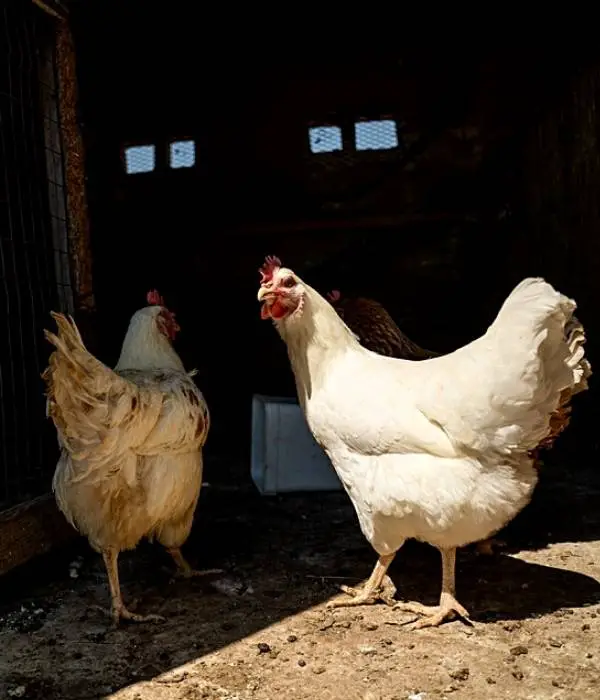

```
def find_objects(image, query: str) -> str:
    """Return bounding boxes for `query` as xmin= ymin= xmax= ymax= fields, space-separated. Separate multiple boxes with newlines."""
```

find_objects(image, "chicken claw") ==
xmin=394 ymin=593 xmax=471 ymax=628
xmin=111 ymin=605 xmax=165 ymax=626
xmin=175 ymin=567 xmax=224 ymax=580
xmin=100 ymin=549 xmax=165 ymax=627
xmin=326 ymin=586 xmax=374 ymax=608
xmin=390 ymin=547 xmax=472 ymax=628
xmin=326 ymin=554 xmax=396 ymax=609
xmin=167 ymin=547 xmax=223 ymax=579
xmin=327 ymin=576 xmax=396 ymax=608
xmin=91 ymin=602 xmax=165 ymax=627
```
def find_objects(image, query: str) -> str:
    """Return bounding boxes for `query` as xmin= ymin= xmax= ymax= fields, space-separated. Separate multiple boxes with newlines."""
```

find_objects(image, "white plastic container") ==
xmin=251 ymin=394 xmax=342 ymax=495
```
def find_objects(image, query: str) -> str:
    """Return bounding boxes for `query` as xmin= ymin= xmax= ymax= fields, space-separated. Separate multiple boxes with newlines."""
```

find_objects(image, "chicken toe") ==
xmin=394 ymin=593 xmax=471 ymax=628
xmin=393 ymin=547 xmax=471 ymax=628
xmin=101 ymin=549 xmax=164 ymax=627
xmin=326 ymin=554 xmax=396 ymax=609
xmin=167 ymin=547 xmax=223 ymax=579
xmin=112 ymin=605 xmax=165 ymax=626
xmin=327 ymin=581 xmax=393 ymax=608
xmin=175 ymin=567 xmax=224 ymax=580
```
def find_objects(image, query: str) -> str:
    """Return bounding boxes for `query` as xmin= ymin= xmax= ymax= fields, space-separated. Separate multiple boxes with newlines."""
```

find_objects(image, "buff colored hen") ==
xmin=44 ymin=291 xmax=218 ymax=625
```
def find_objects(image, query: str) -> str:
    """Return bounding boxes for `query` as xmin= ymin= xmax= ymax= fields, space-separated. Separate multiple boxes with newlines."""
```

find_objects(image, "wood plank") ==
xmin=225 ymin=211 xmax=473 ymax=237
xmin=32 ymin=0 xmax=69 ymax=20
xmin=0 ymin=494 xmax=77 ymax=577
xmin=56 ymin=18 xmax=95 ymax=317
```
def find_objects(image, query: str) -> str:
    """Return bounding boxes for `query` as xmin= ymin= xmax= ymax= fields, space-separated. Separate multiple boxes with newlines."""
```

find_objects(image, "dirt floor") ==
xmin=1 ymin=462 xmax=600 ymax=700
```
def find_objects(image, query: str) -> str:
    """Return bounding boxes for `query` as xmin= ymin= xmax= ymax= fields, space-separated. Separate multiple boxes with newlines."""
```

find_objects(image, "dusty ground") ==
xmin=1 ymin=463 xmax=600 ymax=700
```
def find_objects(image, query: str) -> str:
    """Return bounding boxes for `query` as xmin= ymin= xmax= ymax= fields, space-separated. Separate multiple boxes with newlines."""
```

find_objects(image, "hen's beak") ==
xmin=257 ymin=287 xmax=273 ymax=302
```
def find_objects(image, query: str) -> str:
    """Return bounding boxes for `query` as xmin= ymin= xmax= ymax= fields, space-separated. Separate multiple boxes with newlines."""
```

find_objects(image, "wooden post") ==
xmin=55 ymin=17 xmax=96 ymax=338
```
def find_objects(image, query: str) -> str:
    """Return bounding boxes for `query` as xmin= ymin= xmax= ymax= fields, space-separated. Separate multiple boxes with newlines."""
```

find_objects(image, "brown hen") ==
xmin=326 ymin=290 xmax=437 ymax=361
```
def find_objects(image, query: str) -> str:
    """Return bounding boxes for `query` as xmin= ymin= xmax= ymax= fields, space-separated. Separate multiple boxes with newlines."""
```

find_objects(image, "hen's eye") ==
xmin=281 ymin=277 xmax=296 ymax=288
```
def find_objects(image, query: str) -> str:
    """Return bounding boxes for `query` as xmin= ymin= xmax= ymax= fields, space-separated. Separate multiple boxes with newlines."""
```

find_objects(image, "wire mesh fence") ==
xmin=0 ymin=0 xmax=73 ymax=511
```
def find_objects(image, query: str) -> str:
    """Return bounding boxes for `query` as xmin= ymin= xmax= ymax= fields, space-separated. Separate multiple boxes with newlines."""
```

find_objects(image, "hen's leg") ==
xmin=394 ymin=547 xmax=470 ymax=628
xmin=167 ymin=547 xmax=223 ymax=579
xmin=101 ymin=549 xmax=164 ymax=626
xmin=157 ymin=504 xmax=223 ymax=579
xmin=326 ymin=552 xmax=397 ymax=608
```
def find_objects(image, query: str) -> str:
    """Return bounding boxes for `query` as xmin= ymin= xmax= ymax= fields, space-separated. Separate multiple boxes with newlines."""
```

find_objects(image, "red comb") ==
xmin=147 ymin=289 xmax=165 ymax=306
xmin=327 ymin=290 xmax=341 ymax=303
xmin=259 ymin=255 xmax=282 ymax=284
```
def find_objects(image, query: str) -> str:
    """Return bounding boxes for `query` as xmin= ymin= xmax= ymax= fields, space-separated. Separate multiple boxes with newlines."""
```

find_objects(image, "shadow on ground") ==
xmin=0 ymin=456 xmax=599 ymax=699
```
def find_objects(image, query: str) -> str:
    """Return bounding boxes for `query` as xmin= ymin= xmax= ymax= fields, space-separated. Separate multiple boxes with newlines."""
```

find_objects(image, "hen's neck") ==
xmin=276 ymin=286 xmax=360 ymax=405
xmin=115 ymin=317 xmax=185 ymax=372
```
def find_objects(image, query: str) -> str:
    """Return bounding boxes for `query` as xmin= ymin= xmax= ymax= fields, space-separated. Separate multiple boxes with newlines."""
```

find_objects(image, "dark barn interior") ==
xmin=69 ymin=7 xmax=600 ymax=483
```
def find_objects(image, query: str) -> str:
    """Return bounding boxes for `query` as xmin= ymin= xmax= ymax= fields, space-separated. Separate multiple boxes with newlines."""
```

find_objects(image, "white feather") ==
xmin=270 ymin=274 xmax=590 ymax=556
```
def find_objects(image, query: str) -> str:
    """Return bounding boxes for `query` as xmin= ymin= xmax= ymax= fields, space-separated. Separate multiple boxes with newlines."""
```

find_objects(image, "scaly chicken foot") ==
xmin=111 ymin=604 xmax=165 ymax=625
xmin=394 ymin=592 xmax=471 ymax=628
xmin=393 ymin=547 xmax=471 ymax=628
xmin=167 ymin=547 xmax=224 ymax=579
xmin=326 ymin=553 xmax=396 ymax=608
xmin=91 ymin=602 xmax=165 ymax=626
xmin=102 ymin=549 xmax=165 ymax=626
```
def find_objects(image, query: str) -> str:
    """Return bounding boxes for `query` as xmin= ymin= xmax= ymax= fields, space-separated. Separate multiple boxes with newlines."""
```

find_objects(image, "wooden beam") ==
xmin=226 ymin=211 xmax=476 ymax=237
xmin=55 ymin=19 xmax=95 ymax=317
xmin=32 ymin=0 xmax=69 ymax=19
xmin=0 ymin=495 xmax=77 ymax=577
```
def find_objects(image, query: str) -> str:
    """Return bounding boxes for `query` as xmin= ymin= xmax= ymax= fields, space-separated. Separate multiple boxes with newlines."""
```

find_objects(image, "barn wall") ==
xmin=519 ymin=64 xmax=600 ymax=316
xmin=515 ymin=62 xmax=600 ymax=454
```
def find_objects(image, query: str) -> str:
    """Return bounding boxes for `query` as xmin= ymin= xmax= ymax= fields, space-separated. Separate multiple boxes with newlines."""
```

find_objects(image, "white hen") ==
xmin=258 ymin=256 xmax=590 ymax=627
xmin=44 ymin=291 xmax=217 ymax=625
